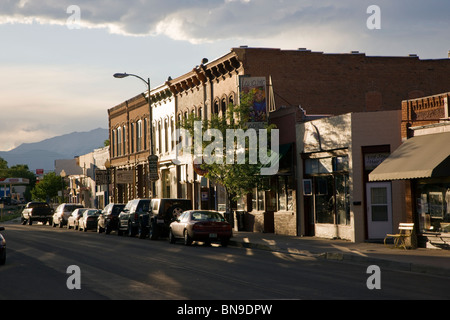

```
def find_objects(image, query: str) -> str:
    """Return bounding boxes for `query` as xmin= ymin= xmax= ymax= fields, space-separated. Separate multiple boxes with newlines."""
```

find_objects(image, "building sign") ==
xmin=148 ymin=155 xmax=159 ymax=181
xmin=116 ymin=171 xmax=134 ymax=184
xmin=0 ymin=178 xmax=30 ymax=184
xmin=95 ymin=170 xmax=110 ymax=185
xmin=364 ymin=153 xmax=390 ymax=171
xmin=239 ymin=76 xmax=267 ymax=124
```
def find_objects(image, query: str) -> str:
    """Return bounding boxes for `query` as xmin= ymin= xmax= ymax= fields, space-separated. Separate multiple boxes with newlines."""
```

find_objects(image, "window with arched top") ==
xmin=213 ymin=100 xmax=219 ymax=115
xmin=136 ymin=120 xmax=142 ymax=152
xmin=164 ymin=118 xmax=169 ymax=153
xmin=221 ymin=98 xmax=227 ymax=117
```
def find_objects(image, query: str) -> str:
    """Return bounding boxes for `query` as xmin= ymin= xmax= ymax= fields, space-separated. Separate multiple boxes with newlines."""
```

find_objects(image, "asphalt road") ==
xmin=1 ymin=223 xmax=449 ymax=301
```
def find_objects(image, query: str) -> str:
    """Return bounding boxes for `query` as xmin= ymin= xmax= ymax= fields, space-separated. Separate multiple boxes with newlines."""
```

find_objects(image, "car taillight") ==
xmin=134 ymin=213 xmax=139 ymax=221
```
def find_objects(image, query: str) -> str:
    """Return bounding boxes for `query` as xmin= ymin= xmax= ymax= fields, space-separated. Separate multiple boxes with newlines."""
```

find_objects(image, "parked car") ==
xmin=21 ymin=201 xmax=54 ymax=225
xmin=148 ymin=198 xmax=192 ymax=240
xmin=78 ymin=209 xmax=101 ymax=232
xmin=52 ymin=203 xmax=84 ymax=228
xmin=0 ymin=197 xmax=12 ymax=206
xmin=169 ymin=210 xmax=232 ymax=247
xmin=97 ymin=203 xmax=125 ymax=234
xmin=0 ymin=226 xmax=5 ymax=265
xmin=118 ymin=199 xmax=151 ymax=238
xmin=67 ymin=208 xmax=87 ymax=230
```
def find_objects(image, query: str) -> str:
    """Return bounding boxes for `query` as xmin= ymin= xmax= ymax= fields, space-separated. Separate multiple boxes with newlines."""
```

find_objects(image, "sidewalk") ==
xmin=229 ymin=231 xmax=450 ymax=277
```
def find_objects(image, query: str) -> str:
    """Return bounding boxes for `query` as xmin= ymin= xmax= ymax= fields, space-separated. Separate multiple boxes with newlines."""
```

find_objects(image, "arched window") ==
xmin=213 ymin=100 xmax=219 ymax=115
xmin=164 ymin=118 xmax=169 ymax=153
xmin=221 ymin=98 xmax=227 ymax=117
xmin=136 ymin=120 xmax=142 ymax=152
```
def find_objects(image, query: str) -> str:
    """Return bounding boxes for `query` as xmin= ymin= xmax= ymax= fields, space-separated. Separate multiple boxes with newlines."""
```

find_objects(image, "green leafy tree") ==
xmin=182 ymin=92 xmax=277 ymax=213
xmin=31 ymin=172 xmax=64 ymax=202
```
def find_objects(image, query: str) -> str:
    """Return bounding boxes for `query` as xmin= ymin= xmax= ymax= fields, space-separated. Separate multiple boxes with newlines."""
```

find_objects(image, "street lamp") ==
xmin=113 ymin=73 xmax=154 ymax=156
xmin=114 ymin=72 xmax=158 ymax=196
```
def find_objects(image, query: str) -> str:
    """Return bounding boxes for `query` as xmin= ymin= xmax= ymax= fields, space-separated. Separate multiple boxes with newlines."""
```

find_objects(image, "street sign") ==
xmin=148 ymin=155 xmax=159 ymax=181
xmin=95 ymin=170 xmax=111 ymax=185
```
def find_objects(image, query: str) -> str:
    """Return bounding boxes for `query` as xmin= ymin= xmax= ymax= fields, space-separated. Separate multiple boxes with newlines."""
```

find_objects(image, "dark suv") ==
xmin=148 ymin=198 xmax=192 ymax=240
xmin=97 ymin=203 xmax=125 ymax=234
xmin=118 ymin=199 xmax=151 ymax=238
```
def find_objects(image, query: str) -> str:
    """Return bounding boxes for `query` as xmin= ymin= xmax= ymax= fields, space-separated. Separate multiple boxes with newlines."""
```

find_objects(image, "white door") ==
xmin=366 ymin=182 xmax=392 ymax=239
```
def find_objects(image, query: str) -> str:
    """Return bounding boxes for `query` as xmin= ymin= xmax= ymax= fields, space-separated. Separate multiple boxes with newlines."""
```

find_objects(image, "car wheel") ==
xmin=169 ymin=229 xmax=176 ymax=244
xmin=184 ymin=230 xmax=193 ymax=246
xmin=221 ymin=239 xmax=230 ymax=247
xmin=28 ymin=218 xmax=32 ymax=226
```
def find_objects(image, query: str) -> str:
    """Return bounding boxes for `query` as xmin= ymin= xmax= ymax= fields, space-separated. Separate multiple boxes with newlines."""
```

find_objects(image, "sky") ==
xmin=0 ymin=0 xmax=449 ymax=151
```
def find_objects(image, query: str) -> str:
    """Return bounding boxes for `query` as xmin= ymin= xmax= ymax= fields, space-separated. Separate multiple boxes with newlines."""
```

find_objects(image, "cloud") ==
xmin=0 ymin=0 xmax=447 ymax=58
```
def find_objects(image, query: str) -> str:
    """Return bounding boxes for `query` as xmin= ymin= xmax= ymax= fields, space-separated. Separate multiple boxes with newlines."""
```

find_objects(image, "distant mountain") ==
xmin=0 ymin=128 xmax=108 ymax=172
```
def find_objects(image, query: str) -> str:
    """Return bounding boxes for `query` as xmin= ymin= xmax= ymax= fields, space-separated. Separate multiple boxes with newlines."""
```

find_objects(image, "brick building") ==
xmin=108 ymin=47 xmax=450 ymax=237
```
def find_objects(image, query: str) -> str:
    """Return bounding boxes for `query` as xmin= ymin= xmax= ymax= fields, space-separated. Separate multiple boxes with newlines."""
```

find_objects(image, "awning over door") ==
xmin=369 ymin=131 xmax=450 ymax=181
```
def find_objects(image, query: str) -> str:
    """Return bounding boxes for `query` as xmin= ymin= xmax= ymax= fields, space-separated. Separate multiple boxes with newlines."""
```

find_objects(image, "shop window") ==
xmin=257 ymin=189 xmax=264 ymax=211
xmin=314 ymin=176 xmax=334 ymax=224
xmin=277 ymin=176 xmax=294 ymax=211
xmin=417 ymin=183 xmax=450 ymax=233
xmin=335 ymin=174 xmax=350 ymax=225
xmin=305 ymin=155 xmax=350 ymax=225
xmin=278 ymin=176 xmax=287 ymax=211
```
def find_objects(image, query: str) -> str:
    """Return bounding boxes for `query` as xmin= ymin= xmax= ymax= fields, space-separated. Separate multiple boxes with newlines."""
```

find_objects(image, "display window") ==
xmin=416 ymin=180 xmax=450 ymax=233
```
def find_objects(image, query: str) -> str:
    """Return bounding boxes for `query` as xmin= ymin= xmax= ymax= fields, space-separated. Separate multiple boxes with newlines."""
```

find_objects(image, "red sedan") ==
xmin=169 ymin=210 xmax=232 ymax=247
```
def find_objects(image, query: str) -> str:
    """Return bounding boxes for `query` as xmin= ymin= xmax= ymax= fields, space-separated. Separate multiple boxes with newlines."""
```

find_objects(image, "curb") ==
xmin=229 ymin=239 xmax=450 ymax=278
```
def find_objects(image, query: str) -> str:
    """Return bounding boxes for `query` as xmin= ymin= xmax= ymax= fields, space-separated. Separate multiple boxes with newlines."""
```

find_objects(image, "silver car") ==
xmin=52 ymin=203 xmax=84 ymax=228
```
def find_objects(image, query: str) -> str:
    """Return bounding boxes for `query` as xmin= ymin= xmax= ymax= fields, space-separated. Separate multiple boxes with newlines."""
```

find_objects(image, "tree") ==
xmin=181 ymin=92 xmax=278 ymax=214
xmin=31 ymin=172 xmax=64 ymax=202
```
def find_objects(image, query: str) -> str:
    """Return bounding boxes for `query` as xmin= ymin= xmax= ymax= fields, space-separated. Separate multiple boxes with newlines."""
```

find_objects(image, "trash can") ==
xmin=235 ymin=210 xmax=246 ymax=231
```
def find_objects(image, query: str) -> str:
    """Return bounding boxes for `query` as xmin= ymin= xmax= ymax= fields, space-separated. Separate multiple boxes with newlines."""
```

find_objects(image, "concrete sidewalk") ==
xmin=229 ymin=231 xmax=450 ymax=277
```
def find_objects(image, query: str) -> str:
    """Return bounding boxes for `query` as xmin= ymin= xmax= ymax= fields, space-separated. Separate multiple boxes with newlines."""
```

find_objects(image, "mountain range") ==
xmin=0 ymin=128 xmax=109 ymax=173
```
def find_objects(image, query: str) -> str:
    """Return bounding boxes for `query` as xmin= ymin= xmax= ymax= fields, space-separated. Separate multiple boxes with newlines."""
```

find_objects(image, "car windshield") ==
xmin=85 ymin=210 xmax=100 ymax=216
xmin=191 ymin=211 xmax=225 ymax=222
xmin=65 ymin=205 xmax=83 ymax=212
xmin=111 ymin=205 xmax=125 ymax=215
xmin=28 ymin=202 xmax=49 ymax=208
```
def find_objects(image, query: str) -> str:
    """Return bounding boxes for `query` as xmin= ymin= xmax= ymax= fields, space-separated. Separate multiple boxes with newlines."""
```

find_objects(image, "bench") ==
xmin=384 ymin=223 xmax=414 ymax=250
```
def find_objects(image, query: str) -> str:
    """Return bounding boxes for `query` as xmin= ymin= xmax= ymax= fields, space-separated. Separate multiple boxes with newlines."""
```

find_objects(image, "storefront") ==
xmin=297 ymin=111 xmax=404 ymax=242
xmin=369 ymin=129 xmax=450 ymax=248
